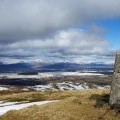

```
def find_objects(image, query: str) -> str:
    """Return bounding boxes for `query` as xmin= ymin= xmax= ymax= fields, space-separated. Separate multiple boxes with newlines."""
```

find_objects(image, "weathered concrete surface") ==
xmin=110 ymin=53 xmax=120 ymax=107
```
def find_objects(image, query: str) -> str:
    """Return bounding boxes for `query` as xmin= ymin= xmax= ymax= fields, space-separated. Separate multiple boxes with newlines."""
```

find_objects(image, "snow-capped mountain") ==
xmin=0 ymin=61 xmax=113 ymax=73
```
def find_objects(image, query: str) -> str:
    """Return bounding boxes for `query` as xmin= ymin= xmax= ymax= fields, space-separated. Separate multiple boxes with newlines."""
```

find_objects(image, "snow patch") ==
xmin=0 ymin=100 xmax=57 ymax=116
xmin=27 ymin=82 xmax=110 ymax=91
xmin=1 ymin=72 xmax=105 ymax=79
xmin=57 ymin=83 xmax=90 ymax=91
xmin=0 ymin=87 xmax=8 ymax=91
xmin=28 ymin=85 xmax=54 ymax=91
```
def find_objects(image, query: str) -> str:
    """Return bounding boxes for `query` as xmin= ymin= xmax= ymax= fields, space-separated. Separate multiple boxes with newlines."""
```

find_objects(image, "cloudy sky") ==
xmin=0 ymin=0 xmax=120 ymax=64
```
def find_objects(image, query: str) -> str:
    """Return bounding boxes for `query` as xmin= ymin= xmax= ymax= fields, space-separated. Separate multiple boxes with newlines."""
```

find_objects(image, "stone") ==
xmin=110 ymin=53 xmax=120 ymax=107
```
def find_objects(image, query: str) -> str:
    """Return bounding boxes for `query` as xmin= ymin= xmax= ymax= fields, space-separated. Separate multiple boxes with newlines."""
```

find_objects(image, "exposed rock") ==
xmin=110 ymin=53 xmax=120 ymax=108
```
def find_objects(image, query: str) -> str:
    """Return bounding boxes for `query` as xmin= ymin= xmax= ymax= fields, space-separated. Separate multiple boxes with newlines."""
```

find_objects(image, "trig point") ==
xmin=110 ymin=53 xmax=120 ymax=107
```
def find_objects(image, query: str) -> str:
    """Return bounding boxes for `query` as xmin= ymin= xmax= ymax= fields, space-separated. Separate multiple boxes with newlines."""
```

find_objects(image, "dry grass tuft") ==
xmin=1 ymin=89 xmax=120 ymax=120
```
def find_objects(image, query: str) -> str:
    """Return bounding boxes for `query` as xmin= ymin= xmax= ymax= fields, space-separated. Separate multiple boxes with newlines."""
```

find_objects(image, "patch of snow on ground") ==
xmin=2 ymin=72 xmax=105 ymax=79
xmin=60 ymin=72 xmax=104 ymax=76
xmin=0 ymin=87 xmax=8 ymax=91
xmin=27 ymin=82 xmax=110 ymax=91
xmin=0 ymin=100 xmax=57 ymax=116
xmin=22 ymin=88 xmax=29 ymax=91
xmin=96 ymin=85 xmax=110 ymax=89
xmin=57 ymin=83 xmax=90 ymax=91
xmin=28 ymin=85 xmax=54 ymax=91
xmin=0 ymin=101 xmax=20 ymax=107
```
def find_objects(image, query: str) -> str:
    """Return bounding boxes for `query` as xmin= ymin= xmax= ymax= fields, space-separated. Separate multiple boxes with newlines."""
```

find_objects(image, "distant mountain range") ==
xmin=0 ymin=62 xmax=114 ymax=73
xmin=0 ymin=62 xmax=33 ymax=73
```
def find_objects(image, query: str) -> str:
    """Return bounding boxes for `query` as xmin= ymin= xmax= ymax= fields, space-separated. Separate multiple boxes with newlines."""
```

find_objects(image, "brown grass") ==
xmin=0 ymin=89 xmax=108 ymax=102
xmin=0 ymin=90 xmax=83 ymax=102
xmin=0 ymin=89 xmax=120 ymax=120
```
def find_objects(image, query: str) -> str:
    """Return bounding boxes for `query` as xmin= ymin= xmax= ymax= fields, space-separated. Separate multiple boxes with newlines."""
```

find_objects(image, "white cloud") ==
xmin=7 ymin=28 xmax=110 ymax=56
xmin=0 ymin=0 xmax=118 ymax=63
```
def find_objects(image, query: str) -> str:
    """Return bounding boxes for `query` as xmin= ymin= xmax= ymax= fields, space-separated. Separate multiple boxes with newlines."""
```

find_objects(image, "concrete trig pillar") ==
xmin=110 ymin=53 xmax=120 ymax=107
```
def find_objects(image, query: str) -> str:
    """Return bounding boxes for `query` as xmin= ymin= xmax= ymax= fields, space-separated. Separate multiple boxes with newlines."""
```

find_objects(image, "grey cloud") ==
xmin=0 ymin=0 xmax=118 ymax=63
xmin=0 ymin=0 xmax=120 ymax=43
xmin=0 ymin=28 xmax=113 ymax=57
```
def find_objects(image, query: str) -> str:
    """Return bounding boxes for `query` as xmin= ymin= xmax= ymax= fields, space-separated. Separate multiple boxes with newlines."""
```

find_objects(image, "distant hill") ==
xmin=37 ymin=62 xmax=113 ymax=73
xmin=0 ymin=63 xmax=33 ymax=73
xmin=0 ymin=62 xmax=113 ymax=73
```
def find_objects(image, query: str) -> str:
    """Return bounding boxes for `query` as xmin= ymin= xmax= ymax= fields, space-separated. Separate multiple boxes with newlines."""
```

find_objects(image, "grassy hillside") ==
xmin=0 ymin=89 xmax=120 ymax=120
